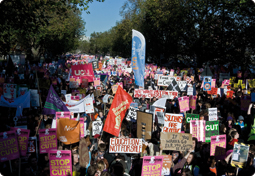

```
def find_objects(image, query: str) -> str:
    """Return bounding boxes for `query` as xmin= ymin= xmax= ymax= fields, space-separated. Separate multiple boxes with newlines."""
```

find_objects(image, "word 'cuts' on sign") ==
xmin=109 ymin=138 xmax=142 ymax=153
xmin=160 ymin=132 xmax=193 ymax=151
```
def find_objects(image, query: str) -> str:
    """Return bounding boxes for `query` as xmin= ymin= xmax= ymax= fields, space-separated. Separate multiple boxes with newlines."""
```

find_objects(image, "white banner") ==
xmin=85 ymin=97 xmax=94 ymax=113
xmin=109 ymin=138 xmax=142 ymax=153
xmin=157 ymin=76 xmax=175 ymax=86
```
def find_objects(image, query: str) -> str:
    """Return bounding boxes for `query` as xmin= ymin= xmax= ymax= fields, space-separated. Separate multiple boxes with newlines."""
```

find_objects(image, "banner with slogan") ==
xmin=103 ymin=86 xmax=132 ymax=136
xmin=186 ymin=114 xmax=199 ymax=123
xmin=161 ymin=132 xmax=193 ymax=151
xmin=178 ymin=96 xmax=189 ymax=112
xmin=39 ymin=129 xmax=57 ymax=154
xmin=161 ymin=155 xmax=172 ymax=175
xmin=49 ymin=150 xmax=72 ymax=176
xmin=190 ymin=120 xmax=205 ymax=142
xmin=10 ymin=127 xmax=30 ymax=157
xmin=189 ymin=95 xmax=197 ymax=110
xmin=71 ymin=63 xmax=94 ymax=82
xmin=134 ymin=89 xmax=178 ymax=99
xmin=210 ymin=135 xmax=226 ymax=160
xmin=0 ymin=131 xmax=20 ymax=162
xmin=162 ymin=113 xmax=183 ymax=133
xmin=109 ymin=138 xmax=142 ymax=153
xmin=157 ymin=76 xmax=176 ymax=86
xmin=141 ymin=156 xmax=163 ymax=176
xmin=205 ymin=121 xmax=219 ymax=142
xmin=131 ymin=29 xmax=145 ymax=87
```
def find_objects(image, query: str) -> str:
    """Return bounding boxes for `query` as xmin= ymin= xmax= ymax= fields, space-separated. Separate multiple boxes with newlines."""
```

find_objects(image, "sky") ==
xmin=81 ymin=0 xmax=125 ymax=37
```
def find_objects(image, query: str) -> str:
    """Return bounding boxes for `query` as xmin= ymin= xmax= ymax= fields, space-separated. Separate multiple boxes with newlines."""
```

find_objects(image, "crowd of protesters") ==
xmin=1 ymin=55 xmax=255 ymax=176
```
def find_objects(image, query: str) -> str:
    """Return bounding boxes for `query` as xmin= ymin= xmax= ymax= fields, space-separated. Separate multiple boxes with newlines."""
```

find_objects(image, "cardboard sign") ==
xmin=178 ymin=96 xmax=189 ymax=112
xmin=3 ymin=83 xmax=17 ymax=99
xmin=39 ymin=129 xmax=57 ymax=154
xmin=10 ymin=127 xmax=30 ymax=157
xmin=208 ymin=108 xmax=218 ymax=121
xmin=189 ymin=95 xmax=196 ymax=110
xmin=231 ymin=142 xmax=249 ymax=168
xmin=109 ymin=138 xmax=142 ymax=153
xmin=186 ymin=114 xmax=199 ymax=123
xmin=161 ymin=132 xmax=193 ymax=151
xmin=190 ymin=120 xmax=205 ymax=142
xmin=134 ymin=89 xmax=178 ymax=99
xmin=49 ymin=150 xmax=72 ymax=176
xmin=162 ymin=113 xmax=183 ymax=133
xmin=205 ymin=121 xmax=219 ymax=142
xmin=0 ymin=131 xmax=20 ymax=162
xmin=92 ymin=121 xmax=103 ymax=136
xmin=142 ymin=156 xmax=164 ymax=176
xmin=85 ymin=97 xmax=94 ymax=113
xmin=161 ymin=155 xmax=172 ymax=175
xmin=137 ymin=111 xmax=153 ymax=141
xmin=210 ymin=135 xmax=226 ymax=160
xmin=126 ymin=106 xmax=138 ymax=121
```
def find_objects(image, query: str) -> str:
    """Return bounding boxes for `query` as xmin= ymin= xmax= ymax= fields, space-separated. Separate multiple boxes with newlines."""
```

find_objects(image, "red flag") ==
xmin=103 ymin=86 xmax=132 ymax=136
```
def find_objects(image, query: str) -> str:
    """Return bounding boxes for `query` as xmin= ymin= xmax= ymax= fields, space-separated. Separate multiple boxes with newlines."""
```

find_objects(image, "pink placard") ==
xmin=189 ymin=95 xmax=197 ymax=110
xmin=10 ymin=127 xmax=30 ymax=157
xmin=93 ymin=78 xmax=100 ymax=87
xmin=178 ymin=96 xmax=190 ymax=112
xmin=141 ymin=156 xmax=164 ymax=176
xmin=79 ymin=118 xmax=84 ymax=139
xmin=0 ymin=131 xmax=20 ymax=162
xmin=134 ymin=89 xmax=178 ymax=99
xmin=210 ymin=135 xmax=226 ymax=160
xmin=39 ymin=129 xmax=57 ymax=154
xmin=211 ymin=79 xmax=216 ymax=88
xmin=49 ymin=150 xmax=72 ymax=176
xmin=71 ymin=63 xmax=94 ymax=82
xmin=190 ymin=120 xmax=205 ymax=142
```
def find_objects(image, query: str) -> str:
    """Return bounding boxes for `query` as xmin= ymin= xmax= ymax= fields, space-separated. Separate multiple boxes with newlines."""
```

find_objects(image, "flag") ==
xmin=167 ymin=80 xmax=181 ymax=92
xmin=42 ymin=85 xmax=69 ymax=114
xmin=103 ymin=86 xmax=132 ymax=136
xmin=131 ymin=29 xmax=146 ymax=87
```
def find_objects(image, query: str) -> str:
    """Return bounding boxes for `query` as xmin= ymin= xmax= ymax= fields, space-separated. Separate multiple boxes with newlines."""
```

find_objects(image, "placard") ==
xmin=161 ymin=132 xmax=193 ymax=151
xmin=189 ymin=95 xmax=196 ymax=110
xmin=231 ymin=143 xmax=249 ymax=168
xmin=205 ymin=121 xmax=219 ymax=142
xmin=186 ymin=114 xmax=199 ymax=123
xmin=109 ymin=138 xmax=142 ymax=153
xmin=112 ymin=85 xmax=118 ymax=94
xmin=157 ymin=76 xmax=176 ymax=86
xmin=162 ymin=113 xmax=183 ymax=133
xmin=141 ymin=156 xmax=164 ymax=176
xmin=187 ymin=87 xmax=193 ymax=96
xmin=137 ymin=111 xmax=153 ymax=141
xmin=190 ymin=120 xmax=205 ymax=142
xmin=134 ymin=89 xmax=178 ymax=99
xmin=208 ymin=108 xmax=218 ymax=121
xmin=0 ymin=131 xmax=20 ymax=162
xmin=92 ymin=121 xmax=103 ymax=136
xmin=178 ymin=96 xmax=189 ymax=112
xmin=210 ymin=135 xmax=226 ymax=160
xmin=161 ymin=155 xmax=172 ymax=175
xmin=49 ymin=150 xmax=72 ymax=176
xmin=85 ymin=97 xmax=94 ymax=113
xmin=126 ymin=106 xmax=138 ymax=121
xmin=39 ymin=129 xmax=57 ymax=154
xmin=178 ymin=81 xmax=187 ymax=91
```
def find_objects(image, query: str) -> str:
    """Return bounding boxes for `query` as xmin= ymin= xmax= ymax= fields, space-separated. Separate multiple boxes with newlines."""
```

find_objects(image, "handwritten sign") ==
xmin=39 ymin=129 xmax=57 ymax=154
xmin=186 ymin=114 xmax=199 ymax=123
xmin=161 ymin=132 xmax=193 ymax=151
xmin=210 ymin=135 xmax=226 ymax=160
xmin=109 ymin=138 xmax=142 ymax=153
xmin=142 ymin=156 xmax=163 ymax=176
xmin=49 ymin=150 xmax=72 ymax=176
xmin=190 ymin=120 xmax=205 ymax=142
xmin=134 ymin=89 xmax=178 ymax=99
xmin=205 ymin=121 xmax=219 ymax=142
xmin=162 ymin=113 xmax=183 ymax=133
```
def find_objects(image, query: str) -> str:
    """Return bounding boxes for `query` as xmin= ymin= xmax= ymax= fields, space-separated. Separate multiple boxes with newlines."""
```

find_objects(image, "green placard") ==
xmin=205 ymin=121 xmax=219 ymax=142
xmin=186 ymin=113 xmax=199 ymax=123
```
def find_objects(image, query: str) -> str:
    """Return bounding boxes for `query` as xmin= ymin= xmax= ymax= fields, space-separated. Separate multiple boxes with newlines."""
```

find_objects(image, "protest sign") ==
xmin=56 ymin=112 xmax=70 ymax=119
xmin=85 ymin=97 xmax=94 ymax=113
xmin=178 ymin=96 xmax=189 ymax=112
xmin=210 ymin=135 xmax=226 ymax=160
xmin=161 ymin=155 xmax=172 ymax=175
xmin=189 ymin=95 xmax=197 ymax=110
xmin=162 ymin=113 xmax=183 ymax=133
xmin=28 ymin=137 xmax=37 ymax=153
xmin=49 ymin=150 xmax=72 ymax=176
xmin=79 ymin=138 xmax=90 ymax=168
xmin=93 ymin=78 xmax=100 ymax=87
xmin=39 ymin=129 xmax=57 ymax=154
xmin=205 ymin=121 xmax=219 ymax=142
xmin=157 ymin=76 xmax=176 ymax=86
xmin=3 ymin=83 xmax=17 ymax=99
xmin=134 ymin=89 xmax=178 ymax=99
xmin=190 ymin=120 xmax=205 ymax=142
xmin=71 ymin=63 xmax=94 ymax=82
xmin=154 ymin=106 xmax=165 ymax=122
xmin=92 ymin=121 xmax=103 ymax=136
xmin=92 ymin=61 xmax=98 ymax=69
xmin=186 ymin=113 xmax=199 ymax=123
xmin=231 ymin=143 xmax=249 ymax=168
xmin=126 ymin=106 xmax=138 ymax=121
xmin=10 ymin=127 xmax=30 ymax=157
xmin=156 ymin=111 xmax=165 ymax=125
xmin=79 ymin=118 xmax=84 ymax=139
xmin=0 ymin=131 xmax=20 ymax=162
xmin=141 ymin=156 xmax=163 ymax=176
xmin=187 ymin=87 xmax=193 ymax=95
xmin=178 ymin=81 xmax=187 ymax=91
xmin=161 ymin=132 xmax=193 ymax=151
xmin=137 ymin=111 xmax=153 ymax=141
xmin=208 ymin=108 xmax=218 ymax=121
xmin=109 ymin=138 xmax=142 ymax=153
xmin=203 ymin=76 xmax=212 ymax=91
xmin=112 ymin=85 xmax=118 ymax=94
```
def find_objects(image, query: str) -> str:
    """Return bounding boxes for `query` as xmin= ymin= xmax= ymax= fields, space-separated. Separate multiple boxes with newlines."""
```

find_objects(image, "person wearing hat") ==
xmin=235 ymin=115 xmax=247 ymax=131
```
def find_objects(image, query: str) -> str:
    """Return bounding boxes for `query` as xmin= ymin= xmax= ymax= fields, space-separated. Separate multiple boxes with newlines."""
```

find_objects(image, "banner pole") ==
xmin=9 ymin=160 xmax=12 ymax=173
